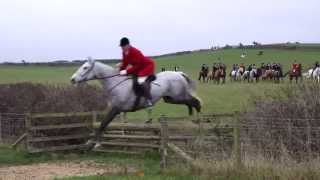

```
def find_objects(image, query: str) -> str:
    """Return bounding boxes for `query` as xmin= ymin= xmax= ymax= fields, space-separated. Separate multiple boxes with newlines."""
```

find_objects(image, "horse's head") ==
xmin=70 ymin=57 xmax=97 ymax=84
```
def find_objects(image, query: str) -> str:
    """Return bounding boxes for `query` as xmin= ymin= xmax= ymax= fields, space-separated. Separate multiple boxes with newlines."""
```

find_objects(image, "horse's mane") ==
xmin=95 ymin=61 xmax=116 ymax=71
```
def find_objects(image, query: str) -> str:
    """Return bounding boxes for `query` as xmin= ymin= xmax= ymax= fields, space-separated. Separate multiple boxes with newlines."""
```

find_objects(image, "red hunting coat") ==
xmin=292 ymin=63 xmax=299 ymax=71
xmin=120 ymin=46 xmax=155 ymax=77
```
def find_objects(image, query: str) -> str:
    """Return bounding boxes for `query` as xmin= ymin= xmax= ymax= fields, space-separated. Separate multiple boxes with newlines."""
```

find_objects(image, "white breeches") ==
xmin=138 ymin=76 xmax=147 ymax=84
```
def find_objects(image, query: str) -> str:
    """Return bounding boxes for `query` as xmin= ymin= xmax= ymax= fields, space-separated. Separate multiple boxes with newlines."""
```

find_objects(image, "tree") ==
xmin=21 ymin=60 xmax=27 ymax=65
xmin=239 ymin=43 xmax=244 ymax=49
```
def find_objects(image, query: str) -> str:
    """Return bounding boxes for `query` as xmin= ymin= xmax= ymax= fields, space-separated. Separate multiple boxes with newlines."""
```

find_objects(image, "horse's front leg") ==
xmin=89 ymin=108 xmax=120 ymax=149
xmin=145 ymin=107 xmax=153 ymax=124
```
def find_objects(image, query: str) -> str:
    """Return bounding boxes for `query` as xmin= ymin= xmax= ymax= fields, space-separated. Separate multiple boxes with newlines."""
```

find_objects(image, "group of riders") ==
xmin=198 ymin=62 xmax=227 ymax=83
xmin=232 ymin=62 xmax=284 ymax=81
xmin=199 ymin=60 xmax=320 ymax=83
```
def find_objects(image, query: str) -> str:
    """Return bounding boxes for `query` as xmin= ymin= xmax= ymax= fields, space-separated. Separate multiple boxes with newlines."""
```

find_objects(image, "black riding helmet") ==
xmin=120 ymin=37 xmax=130 ymax=47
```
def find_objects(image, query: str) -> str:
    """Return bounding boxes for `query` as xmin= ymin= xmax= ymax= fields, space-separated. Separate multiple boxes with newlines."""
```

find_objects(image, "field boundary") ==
xmin=1 ymin=111 xmax=238 ymax=169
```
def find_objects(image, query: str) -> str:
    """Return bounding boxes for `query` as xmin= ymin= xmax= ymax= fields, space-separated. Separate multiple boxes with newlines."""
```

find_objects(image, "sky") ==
xmin=0 ymin=0 xmax=319 ymax=62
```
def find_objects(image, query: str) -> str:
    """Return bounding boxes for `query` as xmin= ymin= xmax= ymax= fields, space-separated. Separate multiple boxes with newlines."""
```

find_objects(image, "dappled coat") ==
xmin=120 ymin=46 xmax=155 ymax=77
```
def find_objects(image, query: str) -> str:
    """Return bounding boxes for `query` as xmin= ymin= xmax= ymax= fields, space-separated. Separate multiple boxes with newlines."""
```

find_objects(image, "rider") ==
xmin=119 ymin=37 xmax=155 ymax=107
xmin=219 ymin=62 xmax=226 ymax=75
xmin=292 ymin=60 xmax=299 ymax=73
xmin=266 ymin=63 xmax=270 ymax=70
xmin=235 ymin=64 xmax=239 ymax=70
xmin=247 ymin=64 xmax=252 ymax=72
xmin=201 ymin=64 xmax=207 ymax=71
xmin=314 ymin=61 xmax=319 ymax=70
xmin=252 ymin=64 xmax=257 ymax=70
xmin=232 ymin=64 xmax=236 ymax=71
xmin=212 ymin=63 xmax=218 ymax=72
xmin=239 ymin=63 xmax=245 ymax=75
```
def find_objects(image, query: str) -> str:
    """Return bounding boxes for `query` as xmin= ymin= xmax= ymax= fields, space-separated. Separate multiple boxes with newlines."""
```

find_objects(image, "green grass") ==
xmin=0 ymin=145 xmax=157 ymax=170
xmin=0 ymin=145 xmax=199 ymax=180
xmin=60 ymin=175 xmax=199 ymax=180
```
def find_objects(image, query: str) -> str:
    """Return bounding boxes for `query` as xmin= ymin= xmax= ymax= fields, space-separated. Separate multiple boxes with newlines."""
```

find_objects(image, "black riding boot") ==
xmin=142 ymin=82 xmax=152 ymax=106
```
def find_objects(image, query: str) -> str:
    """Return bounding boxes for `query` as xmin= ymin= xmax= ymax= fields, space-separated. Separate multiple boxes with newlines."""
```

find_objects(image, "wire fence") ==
xmin=241 ymin=116 xmax=320 ymax=160
xmin=1 ymin=112 xmax=320 ymax=165
xmin=0 ymin=113 xmax=26 ymax=144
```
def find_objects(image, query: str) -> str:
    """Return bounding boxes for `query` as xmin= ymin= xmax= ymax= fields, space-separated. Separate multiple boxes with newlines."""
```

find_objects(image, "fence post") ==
xmin=92 ymin=111 xmax=97 ymax=130
xmin=0 ymin=113 xmax=2 ymax=143
xmin=233 ymin=112 xmax=242 ymax=168
xmin=25 ymin=113 xmax=32 ymax=151
xmin=306 ymin=119 xmax=312 ymax=160
xmin=159 ymin=115 xmax=169 ymax=170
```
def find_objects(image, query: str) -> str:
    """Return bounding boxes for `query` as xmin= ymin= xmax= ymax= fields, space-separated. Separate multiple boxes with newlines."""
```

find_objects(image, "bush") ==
xmin=0 ymin=82 xmax=109 ymax=113
xmin=243 ymin=83 xmax=320 ymax=159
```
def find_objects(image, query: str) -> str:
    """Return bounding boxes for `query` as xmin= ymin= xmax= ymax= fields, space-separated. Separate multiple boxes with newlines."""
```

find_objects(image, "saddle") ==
xmin=132 ymin=75 xmax=156 ymax=111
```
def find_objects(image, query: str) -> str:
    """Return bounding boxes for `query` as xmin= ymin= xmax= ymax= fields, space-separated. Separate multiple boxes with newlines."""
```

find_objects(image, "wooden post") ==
xmin=11 ymin=133 xmax=27 ymax=149
xmin=0 ymin=113 xmax=3 ymax=143
xmin=92 ymin=111 xmax=97 ymax=130
xmin=159 ymin=115 xmax=169 ymax=170
xmin=0 ymin=113 xmax=2 ymax=143
xmin=167 ymin=143 xmax=201 ymax=170
xmin=306 ymin=119 xmax=312 ymax=160
xmin=25 ymin=113 xmax=32 ymax=151
xmin=233 ymin=113 xmax=242 ymax=168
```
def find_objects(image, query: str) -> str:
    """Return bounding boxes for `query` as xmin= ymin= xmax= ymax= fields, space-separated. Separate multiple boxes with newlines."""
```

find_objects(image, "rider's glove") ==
xmin=120 ymin=70 xmax=127 ymax=75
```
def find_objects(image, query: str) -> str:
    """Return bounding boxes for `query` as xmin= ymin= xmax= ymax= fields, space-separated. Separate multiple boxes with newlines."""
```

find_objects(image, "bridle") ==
xmin=80 ymin=61 xmax=121 ymax=81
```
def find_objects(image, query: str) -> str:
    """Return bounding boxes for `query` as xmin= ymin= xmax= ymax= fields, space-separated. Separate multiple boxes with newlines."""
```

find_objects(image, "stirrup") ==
xmin=146 ymin=100 xmax=153 ymax=107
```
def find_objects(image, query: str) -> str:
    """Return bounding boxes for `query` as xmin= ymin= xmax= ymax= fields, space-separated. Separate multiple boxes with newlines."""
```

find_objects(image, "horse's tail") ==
xmin=179 ymin=72 xmax=203 ymax=107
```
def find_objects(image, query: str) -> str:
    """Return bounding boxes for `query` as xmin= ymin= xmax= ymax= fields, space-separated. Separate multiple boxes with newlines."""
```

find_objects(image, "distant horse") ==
xmin=242 ymin=71 xmax=249 ymax=82
xmin=285 ymin=65 xmax=302 ymax=83
xmin=302 ymin=69 xmax=313 ymax=79
xmin=214 ymin=68 xmax=226 ymax=84
xmin=272 ymin=70 xmax=282 ymax=83
xmin=262 ymin=69 xmax=273 ymax=80
xmin=207 ymin=70 xmax=214 ymax=81
xmin=71 ymin=58 xmax=202 ymax=149
xmin=249 ymin=68 xmax=262 ymax=83
xmin=198 ymin=67 xmax=209 ymax=83
xmin=310 ymin=67 xmax=320 ymax=83
xmin=230 ymin=69 xmax=238 ymax=82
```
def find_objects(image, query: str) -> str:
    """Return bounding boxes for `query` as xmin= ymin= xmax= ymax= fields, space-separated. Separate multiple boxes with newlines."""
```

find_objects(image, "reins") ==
xmin=95 ymin=74 xmax=121 ymax=80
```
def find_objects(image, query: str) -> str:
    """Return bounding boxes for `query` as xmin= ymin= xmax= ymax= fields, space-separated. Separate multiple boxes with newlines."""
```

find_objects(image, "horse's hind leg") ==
xmin=187 ymin=105 xmax=193 ymax=116
xmin=185 ymin=97 xmax=201 ymax=116
xmin=189 ymin=96 xmax=201 ymax=113
xmin=163 ymin=96 xmax=200 ymax=116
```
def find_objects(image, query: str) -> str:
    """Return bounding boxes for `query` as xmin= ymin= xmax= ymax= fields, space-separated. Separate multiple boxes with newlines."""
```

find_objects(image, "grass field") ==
xmin=1 ymin=48 xmax=320 ymax=118
xmin=0 ymin=146 xmax=198 ymax=180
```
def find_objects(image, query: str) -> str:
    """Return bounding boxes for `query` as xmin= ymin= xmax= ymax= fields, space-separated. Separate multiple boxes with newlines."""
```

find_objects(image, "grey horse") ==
xmin=70 ymin=58 xmax=202 ymax=148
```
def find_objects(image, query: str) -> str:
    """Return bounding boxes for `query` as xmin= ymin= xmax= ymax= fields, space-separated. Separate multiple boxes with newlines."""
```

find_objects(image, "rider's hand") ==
xmin=120 ymin=70 xmax=127 ymax=75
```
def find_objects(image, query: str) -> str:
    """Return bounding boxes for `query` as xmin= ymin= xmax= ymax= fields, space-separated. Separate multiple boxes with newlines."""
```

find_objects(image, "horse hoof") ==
xmin=145 ymin=119 xmax=153 ymax=124
xmin=85 ymin=139 xmax=95 ymax=145
xmin=94 ymin=142 xmax=102 ymax=149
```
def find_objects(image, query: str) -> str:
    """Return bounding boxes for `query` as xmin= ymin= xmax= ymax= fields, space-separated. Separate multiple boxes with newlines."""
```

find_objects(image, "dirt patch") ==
xmin=0 ymin=161 xmax=137 ymax=180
